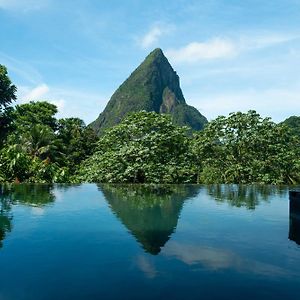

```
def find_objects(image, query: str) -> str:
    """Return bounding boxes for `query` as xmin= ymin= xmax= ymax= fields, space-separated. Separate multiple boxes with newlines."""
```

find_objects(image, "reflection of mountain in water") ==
xmin=0 ymin=184 xmax=55 ymax=249
xmin=100 ymin=184 xmax=199 ymax=255
xmin=207 ymin=184 xmax=287 ymax=210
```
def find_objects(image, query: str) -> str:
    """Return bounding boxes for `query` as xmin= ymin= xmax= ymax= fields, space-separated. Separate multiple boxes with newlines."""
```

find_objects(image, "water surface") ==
xmin=0 ymin=184 xmax=299 ymax=299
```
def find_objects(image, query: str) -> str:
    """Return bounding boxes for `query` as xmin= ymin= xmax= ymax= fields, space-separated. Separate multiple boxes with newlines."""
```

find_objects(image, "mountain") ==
xmin=90 ymin=48 xmax=208 ymax=135
xmin=282 ymin=116 xmax=300 ymax=137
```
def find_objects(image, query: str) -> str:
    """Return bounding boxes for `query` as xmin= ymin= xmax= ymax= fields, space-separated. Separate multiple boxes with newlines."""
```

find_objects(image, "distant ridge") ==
xmin=282 ymin=116 xmax=300 ymax=137
xmin=90 ymin=48 xmax=208 ymax=135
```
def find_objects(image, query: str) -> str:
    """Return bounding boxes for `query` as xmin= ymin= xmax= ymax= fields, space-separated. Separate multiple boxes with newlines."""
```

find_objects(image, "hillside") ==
xmin=282 ymin=116 xmax=300 ymax=137
xmin=90 ymin=48 xmax=207 ymax=135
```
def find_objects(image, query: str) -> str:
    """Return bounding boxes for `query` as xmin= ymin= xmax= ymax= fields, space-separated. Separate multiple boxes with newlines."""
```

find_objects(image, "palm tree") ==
xmin=19 ymin=124 xmax=62 ymax=161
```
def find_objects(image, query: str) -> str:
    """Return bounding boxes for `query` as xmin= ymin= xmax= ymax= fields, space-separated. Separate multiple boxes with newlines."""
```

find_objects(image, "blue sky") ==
xmin=0 ymin=0 xmax=300 ymax=123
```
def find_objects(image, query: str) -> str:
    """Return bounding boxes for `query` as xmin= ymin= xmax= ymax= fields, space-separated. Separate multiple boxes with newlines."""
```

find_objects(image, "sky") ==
xmin=0 ymin=0 xmax=300 ymax=124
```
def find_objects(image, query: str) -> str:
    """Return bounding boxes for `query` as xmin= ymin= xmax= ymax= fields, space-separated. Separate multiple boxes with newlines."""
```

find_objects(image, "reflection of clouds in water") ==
xmin=31 ymin=207 xmax=45 ymax=216
xmin=53 ymin=189 xmax=64 ymax=203
xmin=136 ymin=255 xmax=157 ymax=279
xmin=163 ymin=241 xmax=289 ymax=277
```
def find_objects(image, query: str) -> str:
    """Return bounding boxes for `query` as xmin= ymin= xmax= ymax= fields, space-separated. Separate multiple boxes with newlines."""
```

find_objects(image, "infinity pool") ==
xmin=0 ymin=184 xmax=299 ymax=299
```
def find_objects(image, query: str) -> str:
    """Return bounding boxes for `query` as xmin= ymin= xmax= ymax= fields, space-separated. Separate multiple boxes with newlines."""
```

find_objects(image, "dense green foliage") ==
xmin=90 ymin=48 xmax=207 ymax=135
xmin=79 ymin=111 xmax=196 ymax=183
xmin=0 ymin=65 xmax=17 ymax=144
xmin=282 ymin=116 xmax=300 ymax=138
xmin=9 ymin=101 xmax=58 ymax=131
xmin=57 ymin=118 xmax=98 ymax=174
xmin=0 ymin=97 xmax=98 ymax=183
xmin=80 ymin=110 xmax=300 ymax=184
xmin=0 ymin=65 xmax=17 ymax=113
xmin=1 ymin=64 xmax=300 ymax=185
xmin=193 ymin=111 xmax=300 ymax=184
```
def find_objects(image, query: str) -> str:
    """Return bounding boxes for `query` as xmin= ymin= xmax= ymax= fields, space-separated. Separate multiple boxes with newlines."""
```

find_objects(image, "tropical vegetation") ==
xmin=1 ymin=64 xmax=300 ymax=184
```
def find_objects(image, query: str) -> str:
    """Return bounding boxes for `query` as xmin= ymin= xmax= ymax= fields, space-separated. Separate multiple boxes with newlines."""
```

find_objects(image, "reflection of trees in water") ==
xmin=99 ymin=184 xmax=199 ymax=255
xmin=1 ymin=184 xmax=55 ymax=206
xmin=0 ymin=184 xmax=55 ymax=249
xmin=206 ymin=184 xmax=288 ymax=210
xmin=0 ymin=190 xmax=12 ymax=249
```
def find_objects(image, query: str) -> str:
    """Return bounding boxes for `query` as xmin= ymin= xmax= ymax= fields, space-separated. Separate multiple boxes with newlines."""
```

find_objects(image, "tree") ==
xmin=0 ymin=101 xmax=99 ymax=183
xmin=0 ymin=107 xmax=14 ymax=147
xmin=0 ymin=102 xmax=67 ymax=183
xmin=0 ymin=143 xmax=32 ymax=182
xmin=57 ymin=118 xmax=98 ymax=174
xmin=77 ymin=111 xmax=196 ymax=183
xmin=17 ymin=124 xmax=62 ymax=161
xmin=0 ymin=65 xmax=17 ymax=145
xmin=0 ymin=65 xmax=17 ymax=113
xmin=0 ymin=123 xmax=66 ymax=183
xmin=192 ymin=110 xmax=300 ymax=184
xmin=8 ymin=101 xmax=58 ymax=132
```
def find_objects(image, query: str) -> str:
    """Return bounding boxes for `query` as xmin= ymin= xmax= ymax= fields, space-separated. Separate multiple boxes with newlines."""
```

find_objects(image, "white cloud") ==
xmin=22 ymin=84 xmax=50 ymax=101
xmin=19 ymin=84 xmax=65 ymax=117
xmin=139 ymin=24 xmax=172 ymax=49
xmin=136 ymin=255 xmax=157 ymax=279
xmin=141 ymin=27 xmax=163 ymax=48
xmin=166 ymin=38 xmax=237 ymax=63
xmin=166 ymin=33 xmax=300 ymax=64
xmin=188 ymin=86 xmax=300 ymax=123
xmin=31 ymin=207 xmax=45 ymax=216
xmin=163 ymin=242 xmax=288 ymax=277
xmin=17 ymin=84 xmax=107 ymax=124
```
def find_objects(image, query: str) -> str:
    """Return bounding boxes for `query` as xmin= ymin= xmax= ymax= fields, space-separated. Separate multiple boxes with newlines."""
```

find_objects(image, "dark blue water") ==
xmin=0 ymin=184 xmax=299 ymax=300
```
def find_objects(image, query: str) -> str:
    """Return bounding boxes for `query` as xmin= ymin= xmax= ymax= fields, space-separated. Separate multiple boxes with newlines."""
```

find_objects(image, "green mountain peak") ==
xmin=90 ymin=49 xmax=207 ymax=135
xmin=148 ymin=47 xmax=164 ymax=57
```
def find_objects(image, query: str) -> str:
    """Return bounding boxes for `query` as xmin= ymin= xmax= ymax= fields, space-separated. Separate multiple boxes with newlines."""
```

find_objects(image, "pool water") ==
xmin=0 ymin=184 xmax=299 ymax=300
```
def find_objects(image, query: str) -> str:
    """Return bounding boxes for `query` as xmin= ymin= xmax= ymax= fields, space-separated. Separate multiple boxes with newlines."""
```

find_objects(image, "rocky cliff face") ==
xmin=90 ymin=48 xmax=207 ymax=135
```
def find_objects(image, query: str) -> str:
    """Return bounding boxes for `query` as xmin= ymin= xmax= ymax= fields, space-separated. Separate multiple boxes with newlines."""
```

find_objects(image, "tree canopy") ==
xmin=0 ymin=65 xmax=17 ymax=144
xmin=0 ymin=99 xmax=98 ymax=183
xmin=78 ymin=111 xmax=196 ymax=183
xmin=1 ymin=64 xmax=300 ymax=185
xmin=0 ymin=65 xmax=17 ymax=113
xmin=192 ymin=111 xmax=300 ymax=184
xmin=8 ymin=101 xmax=58 ymax=131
